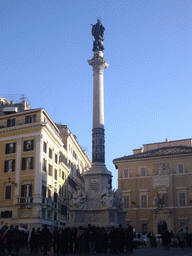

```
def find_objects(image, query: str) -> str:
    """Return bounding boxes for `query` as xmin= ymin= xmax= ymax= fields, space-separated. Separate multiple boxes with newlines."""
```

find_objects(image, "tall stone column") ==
xmin=88 ymin=51 xmax=108 ymax=164
xmin=69 ymin=20 xmax=126 ymax=228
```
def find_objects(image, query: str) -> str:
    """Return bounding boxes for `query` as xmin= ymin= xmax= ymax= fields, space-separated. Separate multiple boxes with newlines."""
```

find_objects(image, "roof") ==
xmin=113 ymin=146 xmax=192 ymax=162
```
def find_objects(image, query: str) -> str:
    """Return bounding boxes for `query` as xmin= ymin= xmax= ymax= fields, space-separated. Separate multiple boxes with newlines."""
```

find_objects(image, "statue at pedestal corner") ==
xmin=70 ymin=186 xmax=86 ymax=210
xmin=101 ymin=184 xmax=115 ymax=208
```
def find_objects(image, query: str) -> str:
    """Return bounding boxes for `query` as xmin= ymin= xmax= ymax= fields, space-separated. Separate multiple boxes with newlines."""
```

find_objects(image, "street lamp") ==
xmin=8 ymin=177 xmax=17 ymax=187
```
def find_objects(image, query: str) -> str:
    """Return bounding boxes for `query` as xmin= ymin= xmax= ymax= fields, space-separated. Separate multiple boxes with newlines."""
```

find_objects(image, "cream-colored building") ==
xmin=113 ymin=139 xmax=192 ymax=235
xmin=0 ymin=96 xmax=91 ymax=230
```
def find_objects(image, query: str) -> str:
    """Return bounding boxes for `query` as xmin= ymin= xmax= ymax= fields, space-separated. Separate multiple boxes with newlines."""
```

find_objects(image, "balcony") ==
xmin=42 ymin=197 xmax=58 ymax=209
xmin=17 ymin=197 xmax=33 ymax=208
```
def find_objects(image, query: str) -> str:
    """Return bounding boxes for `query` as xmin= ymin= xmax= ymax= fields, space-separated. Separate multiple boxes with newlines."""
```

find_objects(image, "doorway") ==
xmin=158 ymin=220 xmax=167 ymax=234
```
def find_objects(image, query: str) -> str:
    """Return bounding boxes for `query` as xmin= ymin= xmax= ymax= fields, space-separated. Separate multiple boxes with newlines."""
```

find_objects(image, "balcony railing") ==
xmin=42 ymin=197 xmax=58 ymax=209
xmin=18 ymin=197 xmax=33 ymax=204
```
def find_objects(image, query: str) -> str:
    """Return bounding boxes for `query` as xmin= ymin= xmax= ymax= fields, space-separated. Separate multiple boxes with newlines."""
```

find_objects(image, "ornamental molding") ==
xmin=114 ymin=153 xmax=192 ymax=164
xmin=0 ymin=122 xmax=46 ymax=134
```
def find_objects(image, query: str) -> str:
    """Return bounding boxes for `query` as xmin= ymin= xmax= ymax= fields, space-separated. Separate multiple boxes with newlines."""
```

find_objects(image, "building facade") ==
xmin=113 ymin=139 xmax=192 ymax=235
xmin=0 ymin=96 xmax=91 ymax=230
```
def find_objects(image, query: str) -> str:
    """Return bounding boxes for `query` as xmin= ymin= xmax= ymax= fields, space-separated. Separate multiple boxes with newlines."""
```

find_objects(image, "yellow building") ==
xmin=0 ymin=96 xmax=91 ymax=230
xmin=113 ymin=139 xmax=192 ymax=235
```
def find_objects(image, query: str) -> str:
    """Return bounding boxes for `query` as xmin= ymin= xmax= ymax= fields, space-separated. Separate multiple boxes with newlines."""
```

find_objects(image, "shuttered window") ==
xmin=124 ymin=196 xmax=130 ymax=208
xmin=4 ymin=159 xmax=15 ymax=172
xmin=5 ymin=186 xmax=11 ymax=199
xmin=21 ymin=184 xmax=32 ymax=197
xmin=25 ymin=115 xmax=36 ymax=124
xmin=23 ymin=140 xmax=34 ymax=151
xmin=5 ymin=143 xmax=16 ymax=154
xmin=22 ymin=157 xmax=34 ymax=170
xmin=7 ymin=118 xmax=15 ymax=127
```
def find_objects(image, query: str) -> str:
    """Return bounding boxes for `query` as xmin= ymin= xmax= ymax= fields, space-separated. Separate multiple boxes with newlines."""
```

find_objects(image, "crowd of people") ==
xmin=147 ymin=229 xmax=192 ymax=250
xmin=0 ymin=224 xmax=192 ymax=255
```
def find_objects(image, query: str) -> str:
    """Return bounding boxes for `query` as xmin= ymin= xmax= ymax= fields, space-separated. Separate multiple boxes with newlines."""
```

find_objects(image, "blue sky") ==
xmin=1 ymin=0 xmax=191 ymax=189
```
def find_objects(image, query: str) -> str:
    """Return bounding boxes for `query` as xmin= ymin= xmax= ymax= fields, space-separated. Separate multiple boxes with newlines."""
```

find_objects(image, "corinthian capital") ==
xmin=88 ymin=55 xmax=109 ymax=74
xmin=35 ymin=134 xmax=43 ymax=141
xmin=16 ymin=138 xmax=23 ymax=145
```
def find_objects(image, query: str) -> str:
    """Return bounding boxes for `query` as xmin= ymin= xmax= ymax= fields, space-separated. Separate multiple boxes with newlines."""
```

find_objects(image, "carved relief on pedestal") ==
xmin=88 ymin=213 xmax=100 ymax=223
xmin=92 ymin=128 xmax=105 ymax=163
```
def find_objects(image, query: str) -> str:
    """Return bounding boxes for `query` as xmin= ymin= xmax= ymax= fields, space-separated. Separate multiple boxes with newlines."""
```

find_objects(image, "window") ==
xmin=42 ymin=158 xmax=47 ymax=172
xmin=55 ymin=154 xmax=58 ymax=164
xmin=25 ymin=114 xmax=36 ymax=124
xmin=4 ymin=159 xmax=15 ymax=172
xmin=42 ymin=209 xmax=46 ymax=219
xmin=140 ymin=194 xmax=147 ymax=208
xmin=59 ymin=185 xmax=62 ymax=195
xmin=43 ymin=142 xmax=47 ymax=153
xmin=54 ymin=169 xmax=57 ymax=180
xmin=124 ymin=169 xmax=129 ymax=178
xmin=47 ymin=211 xmax=52 ymax=221
xmin=5 ymin=186 xmax=11 ymax=199
xmin=5 ymin=143 xmax=16 ymax=154
xmin=178 ymin=163 xmax=184 ymax=174
xmin=124 ymin=196 xmax=130 ymax=208
xmin=179 ymin=192 xmax=186 ymax=206
xmin=61 ymin=204 xmax=67 ymax=216
xmin=142 ymin=223 xmax=147 ymax=234
xmin=21 ymin=184 xmax=32 ymax=198
xmin=140 ymin=167 xmax=146 ymax=177
xmin=160 ymin=194 xmax=168 ymax=207
xmin=48 ymin=189 xmax=51 ymax=200
xmin=62 ymin=171 xmax=64 ymax=180
xmin=42 ymin=185 xmax=46 ymax=198
xmin=48 ymin=164 xmax=53 ymax=176
xmin=181 ymin=223 xmax=187 ymax=233
xmin=49 ymin=148 xmax=52 ymax=159
xmin=23 ymin=140 xmax=34 ymax=151
xmin=22 ymin=157 xmax=34 ymax=170
xmin=7 ymin=118 xmax=15 ymax=127
xmin=1 ymin=211 xmax=12 ymax=218
xmin=54 ymin=192 xmax=57 ymax=203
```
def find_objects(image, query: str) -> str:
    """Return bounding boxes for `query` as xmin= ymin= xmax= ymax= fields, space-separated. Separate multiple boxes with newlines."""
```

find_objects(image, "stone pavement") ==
xmin=6 ymin=245 xmax=192 ymax=256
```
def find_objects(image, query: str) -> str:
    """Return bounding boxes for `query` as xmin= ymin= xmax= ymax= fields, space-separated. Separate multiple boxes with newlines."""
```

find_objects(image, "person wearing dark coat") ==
xmin=5 ymin=225 xmax=14 ymax=255
xmin=126 ymin=225 xmax=134 ymax=253
xmin=12 ymin=226 xmax=21 ymax=256
xmin=42 ymin=225 xmax=52 ymax=255
xmin=110 ymin=226 xmax=117 ymax=254
xmin=35 ymin=227 xmax=43 ymax=254
xmin=53 ymin=227 xmax=60 ymax=255
xmin=163 ymin=230 xmax=171 ymax=250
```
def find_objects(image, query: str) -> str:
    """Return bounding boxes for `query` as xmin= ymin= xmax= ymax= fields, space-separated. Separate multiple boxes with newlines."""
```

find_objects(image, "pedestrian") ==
xmin=12 ymin=226 xmax=21 ymax=256
xmin=35 ymin=227 xmax=43 ymax=254
xmin=53 ymin=227 xmax=60 ymax=255
xmin=42 ymin=225 xmax=52 ymax=255
xmin=178 ymin=229 xmax=185 ymax=250
xmin=5 ymin=225 xmax=14 ymax=256
xmin=163 ymin=230 xmax=171 ymax=250
xmin=126 ymin=225 xmax=133 ymax=253
xmin=28 ymin=227 xmax=36 ymax=254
